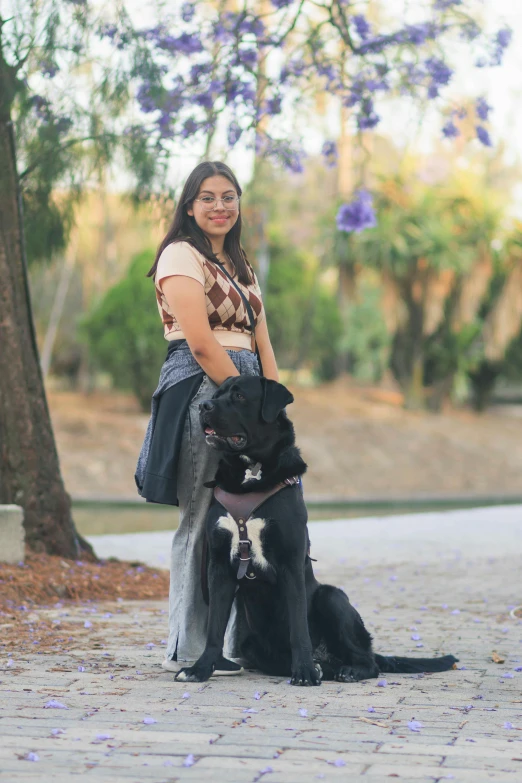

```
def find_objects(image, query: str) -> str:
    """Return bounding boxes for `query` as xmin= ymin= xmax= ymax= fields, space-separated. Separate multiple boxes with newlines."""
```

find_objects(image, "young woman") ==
xmin=135 ymin=161 xmax=279 ymax=675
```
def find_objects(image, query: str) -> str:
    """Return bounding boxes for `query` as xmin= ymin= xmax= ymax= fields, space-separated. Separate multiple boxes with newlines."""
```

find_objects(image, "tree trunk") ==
xmin=0 ymin=110 xmax=94 ymax=558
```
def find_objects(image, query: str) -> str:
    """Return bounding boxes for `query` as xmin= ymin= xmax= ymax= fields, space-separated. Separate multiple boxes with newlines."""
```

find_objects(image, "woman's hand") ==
xmin=160 ymin=275 xmax=240 ymax=385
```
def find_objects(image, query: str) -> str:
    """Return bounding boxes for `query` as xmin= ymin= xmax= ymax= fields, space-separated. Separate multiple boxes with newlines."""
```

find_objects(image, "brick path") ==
xmin=1 ymin=506 xmax=521 ymax=782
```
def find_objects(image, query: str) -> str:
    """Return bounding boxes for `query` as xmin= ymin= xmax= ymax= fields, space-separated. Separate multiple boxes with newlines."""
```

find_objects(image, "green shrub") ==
xmin=81 ymin=250 xmax=166 ymax=410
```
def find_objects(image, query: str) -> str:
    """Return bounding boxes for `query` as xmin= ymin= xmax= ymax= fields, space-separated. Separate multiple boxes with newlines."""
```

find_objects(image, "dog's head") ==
xmin=199 ymin=376 xmax=294 ymax=454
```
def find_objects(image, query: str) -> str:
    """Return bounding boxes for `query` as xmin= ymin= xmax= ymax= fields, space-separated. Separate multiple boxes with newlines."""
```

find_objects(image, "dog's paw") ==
xmin=334 ymin=664 xmax=378 ymax=683
xmin=175 ymin=665 xmax=212 ymax=683
xmin=290 ymin=661 xmax=322 ymax=687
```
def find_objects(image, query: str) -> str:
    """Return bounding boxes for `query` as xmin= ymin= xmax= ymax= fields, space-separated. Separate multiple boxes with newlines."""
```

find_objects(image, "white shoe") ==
xmin=161 ymin=656 xmax=244 ymax=676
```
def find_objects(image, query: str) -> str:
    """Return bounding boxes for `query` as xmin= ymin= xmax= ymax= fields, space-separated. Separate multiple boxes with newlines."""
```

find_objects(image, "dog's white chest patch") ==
xmin=217 ymin=514 xmax=270 ymax=571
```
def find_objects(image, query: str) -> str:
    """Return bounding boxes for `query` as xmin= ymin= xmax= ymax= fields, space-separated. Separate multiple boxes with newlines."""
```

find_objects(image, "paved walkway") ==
xmin=1 ymin=506 xmax=522 ymax=782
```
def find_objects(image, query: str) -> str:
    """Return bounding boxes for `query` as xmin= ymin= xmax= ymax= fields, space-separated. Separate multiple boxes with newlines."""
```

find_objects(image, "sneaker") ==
xmin=161 ymin=655 xmax=243 ymax=676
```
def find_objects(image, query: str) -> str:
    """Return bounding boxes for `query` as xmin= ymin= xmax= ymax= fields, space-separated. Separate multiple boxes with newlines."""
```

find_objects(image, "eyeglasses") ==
xmin=194 ymin=195 xmax=240 ymax=211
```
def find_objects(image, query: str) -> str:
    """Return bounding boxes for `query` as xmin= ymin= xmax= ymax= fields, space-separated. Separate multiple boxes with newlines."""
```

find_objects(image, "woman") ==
xmin=135 ymin=161 xmax=279 ymax=675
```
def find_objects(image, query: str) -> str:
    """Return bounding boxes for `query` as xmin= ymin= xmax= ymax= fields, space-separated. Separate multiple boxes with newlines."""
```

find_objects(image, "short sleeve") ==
xmin=155 ymin=242 xmax=205 ymax=289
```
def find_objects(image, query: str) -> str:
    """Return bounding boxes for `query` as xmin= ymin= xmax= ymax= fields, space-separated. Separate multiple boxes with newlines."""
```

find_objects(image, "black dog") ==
xmin=175 ymin=377 xmax=457 ymax=685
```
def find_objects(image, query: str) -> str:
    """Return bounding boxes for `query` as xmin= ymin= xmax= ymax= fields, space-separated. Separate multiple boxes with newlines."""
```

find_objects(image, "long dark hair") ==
xmin=147 ymin=161 xmax=254 ymax=286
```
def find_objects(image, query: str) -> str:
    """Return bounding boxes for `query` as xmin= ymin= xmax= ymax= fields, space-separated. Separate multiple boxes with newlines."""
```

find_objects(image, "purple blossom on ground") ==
xmin=44 ymin=700 xmax=68 ymax=709
xmin=25 ymin=752 xmax=39 ymax=762
xmin=367 ymin=706 xmax=375 ymax=713
xmin=96 ymin=733 xmax=112 ymax=740
xmin=377 ymin=678 xmax=387 ymax=687
xmin=299 ymin=708 xmax=308 ymax=717
xmin=476 ymin=126 xmax=492 ymax=147
xmin=476 ymin=97 xmax=491 ymax=122
xmin=500 ymin=672 xmax=514 ymax=679
xmin=254 ymin=691 xmax=261 ymax=700
xmin=143 ymin=716 xmax=157 ymax=724
xmin=442 ymin=120 xmax=459 ymax=138
xmin=243 ymin=708 xmax=258 ymax=713
xmin=451 ymin=609 xmax=460 ymax=615
xmin=51 ymin=728 xmax=65 ymax=736
xmin=336 ymin=190 xmax=377 ymax=234
xmin=145 ymin=643 xmax=155 ymax=649
xmin=504 ymin=721 xmax=513 ymax=729
xmin=408 ymin=719 xmax=423 ymax=732
xmin=327 ymin=758 xmax=346 ymax=767
xmin=183 ymin=754 xmax=196 ymax=767
xmin=78 ymin=666 xmax=85 ymax=672
xmin=411 ymin=634 xmax=421 ymax=641
xmin=84 ymin=620 xmax=92 ymax=629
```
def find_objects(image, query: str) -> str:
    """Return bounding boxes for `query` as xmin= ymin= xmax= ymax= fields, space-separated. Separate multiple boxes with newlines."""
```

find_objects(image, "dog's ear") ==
xmin=260 ymin=379 xmax=294 ymax=423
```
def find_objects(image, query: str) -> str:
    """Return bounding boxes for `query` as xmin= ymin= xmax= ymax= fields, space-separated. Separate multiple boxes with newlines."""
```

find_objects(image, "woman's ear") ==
xmin=260 ymin=379 xmax=294 ymax=423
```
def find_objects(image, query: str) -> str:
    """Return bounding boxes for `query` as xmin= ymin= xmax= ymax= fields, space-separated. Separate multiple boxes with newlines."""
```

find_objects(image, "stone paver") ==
xmin=1 ymin=505 xmax=522 ymax=782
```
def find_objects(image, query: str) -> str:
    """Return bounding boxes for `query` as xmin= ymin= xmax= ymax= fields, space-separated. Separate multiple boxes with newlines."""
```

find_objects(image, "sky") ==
xmin=121 ymin=0 xmax=522 ymax=209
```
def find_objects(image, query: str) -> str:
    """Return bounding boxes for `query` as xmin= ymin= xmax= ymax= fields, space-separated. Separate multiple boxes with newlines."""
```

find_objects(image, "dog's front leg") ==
xmin=280 ymin=563 xmax=321 ymax=686
xmin=175 ymin=560 xmax=237 ymax=683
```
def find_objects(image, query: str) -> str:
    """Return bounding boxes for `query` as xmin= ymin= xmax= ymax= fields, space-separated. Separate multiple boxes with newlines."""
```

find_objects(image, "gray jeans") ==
xmin=166 ymin=374 xmax=245 ymax=662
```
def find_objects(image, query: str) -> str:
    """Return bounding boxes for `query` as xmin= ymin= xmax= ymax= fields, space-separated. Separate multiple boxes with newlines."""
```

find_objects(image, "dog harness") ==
xmin=214 ymin=476 xmax=301 ymax=579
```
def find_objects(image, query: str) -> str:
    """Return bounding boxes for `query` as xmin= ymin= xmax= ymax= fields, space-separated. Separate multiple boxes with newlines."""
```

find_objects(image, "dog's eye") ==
xmin=235 ymin=392 xmax=245 ymax=401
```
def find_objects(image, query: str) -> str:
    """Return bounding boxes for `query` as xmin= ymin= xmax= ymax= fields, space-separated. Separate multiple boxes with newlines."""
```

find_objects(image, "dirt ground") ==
xmin=47 ymin=379 xmax=522 ymax=500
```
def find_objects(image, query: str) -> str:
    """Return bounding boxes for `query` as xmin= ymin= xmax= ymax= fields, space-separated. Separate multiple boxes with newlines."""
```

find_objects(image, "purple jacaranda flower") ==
xmin=96 ymin=733 xmax=112 ymax=740
xmin=434 ymin=0 xmax=462 ymax=8
xmin=377 ymin=679 xmax=387 ymax=687
xmin=265 ymin=96 xmax=282 ymax=116
xmin=25 ymin=752 xmax=39 ymax=761
xmin=451 ymin=609 xmax=460 ymax=615
xmin=84 ymin=620 xmax=92 ymax=629
xmin=227 ymin=122 xmax=242 ymax=147
xmin=336 ymin=190 xmax=377 ymax=234
xmin=476 ymin=126 xmax=492 ymax=147
xmin=236 ymin=48 xmax=258 ymax=68
xmin=368 ymin=706 xmax=375 ymax=713
xmin=321 ymin=140 xmax=338 ymax=168
xmin=327 ymin=758 xmax=346 ymax=767
xmin=145 ymin=643 xmax=155 ymax=649
xmin=476 ymin=97 xmax=491 ymax=122
xmin=504 ymin=721 xmax=514 ymax=729
xmin=40 ymin=58 xmax=59 ymax=78
xmin=416 ymin=643 xmax=424 ymax=648
xmin=50 ymin=728 xmax=65 ymax=736
xmin=254 ymin=691 xmax=262 ymax=700
xmin=353 ymin=15 xmax=371 ymax=40
xmin=78 ymin=666 xmax=85 ymax=672
xmin=500 ymin=672 xmax=514 ymax=679
xmin=181 ymin=2 xmax=195 ymax=22
xmin=271 ymin=0 xmax=293 ymax=8
xmin=299 ymin=709 xmax=308 ymax=717
xmin=243 ymin=708 xmax=258 ymax=713
xmin=411 ymin=634 xmax=421 ymax=641
xmin=44 ymin=700 xmax=68 ymax=709
xmin=358 ymin=100 xmax=380 ymax=130
xmin=183 ymin=754 xmax=196 ymax=767
xmin=408 ymin=719 xmax=423 ymax=732
xmin=442 ymin=120 xmax=459 ymax=138
xmin=514 ymin=666 xmax=522 ymax=672
xmin=496 ymin=28 xmax=512 ymax=50
xmin=143 ymin=716 xmax=157 ymax=724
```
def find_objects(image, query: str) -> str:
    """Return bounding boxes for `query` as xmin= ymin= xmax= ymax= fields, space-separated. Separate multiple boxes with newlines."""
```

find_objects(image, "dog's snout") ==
xmin=199 ymin=400 xmax=215 ymax=413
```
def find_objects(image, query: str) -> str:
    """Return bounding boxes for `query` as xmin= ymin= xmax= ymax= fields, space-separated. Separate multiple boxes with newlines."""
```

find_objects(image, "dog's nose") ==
xmin=199 ymin=400 xmax=215 ymax=413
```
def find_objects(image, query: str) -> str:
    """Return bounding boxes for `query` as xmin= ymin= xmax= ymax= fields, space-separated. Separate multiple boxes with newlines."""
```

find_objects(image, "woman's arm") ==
xmin=161 ymin=276 xmax=240 ymax=385
xmin=255 ymin=316 xmax=279 ymax=382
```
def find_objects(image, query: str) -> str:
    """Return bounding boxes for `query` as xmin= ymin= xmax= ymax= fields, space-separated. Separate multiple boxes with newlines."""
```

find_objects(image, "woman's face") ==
xmin=187 ymin=175 xmax=240 ymax=241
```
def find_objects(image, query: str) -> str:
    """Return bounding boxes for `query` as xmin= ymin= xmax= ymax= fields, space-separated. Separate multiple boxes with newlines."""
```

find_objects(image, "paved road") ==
xmin=1 ymin=506 xmax=521 ymax=782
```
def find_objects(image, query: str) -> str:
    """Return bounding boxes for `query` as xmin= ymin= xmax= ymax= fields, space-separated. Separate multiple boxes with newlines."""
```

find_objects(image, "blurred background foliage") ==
xmin=30 ymin=139 xmax=522 ymax=413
